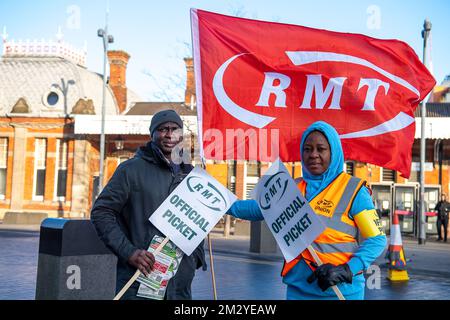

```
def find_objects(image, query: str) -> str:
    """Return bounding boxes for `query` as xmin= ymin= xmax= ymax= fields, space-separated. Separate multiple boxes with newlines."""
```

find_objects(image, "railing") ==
xmin=2 ymin=39 xmax=86 ymax=67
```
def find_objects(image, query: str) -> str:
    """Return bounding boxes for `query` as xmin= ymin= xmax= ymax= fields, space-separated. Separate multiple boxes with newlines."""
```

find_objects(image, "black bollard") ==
xmin=35 ymin=218 xmax=117 ymax=300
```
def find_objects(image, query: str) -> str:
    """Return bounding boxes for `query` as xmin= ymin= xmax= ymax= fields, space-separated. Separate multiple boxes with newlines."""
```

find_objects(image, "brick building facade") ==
xmin=0 ymin=33 xmax=141 ymax=220
xmin=1 ymin=30 xmax=449 ymax=238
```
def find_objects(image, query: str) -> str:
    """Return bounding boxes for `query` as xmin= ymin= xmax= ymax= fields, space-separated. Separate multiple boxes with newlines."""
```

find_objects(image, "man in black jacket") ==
xmin=435 ymin=193 xmax=450 ymax=242
xmin=91 ymin=109 xmax=206 ymax=300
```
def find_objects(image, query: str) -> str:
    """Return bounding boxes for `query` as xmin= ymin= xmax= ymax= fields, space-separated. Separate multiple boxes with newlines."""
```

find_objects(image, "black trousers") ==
xmin=437 ymin=218 xmax=449 ymax=241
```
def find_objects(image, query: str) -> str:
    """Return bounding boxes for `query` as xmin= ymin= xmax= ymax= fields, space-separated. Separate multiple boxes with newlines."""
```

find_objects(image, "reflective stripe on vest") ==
xmin=281 ymin=173 xmax=365 ymax=277
xmin=322 ymin=176 xmax=361 ymax=239
xmin=311 ymin=241 xmax=359 ymax=254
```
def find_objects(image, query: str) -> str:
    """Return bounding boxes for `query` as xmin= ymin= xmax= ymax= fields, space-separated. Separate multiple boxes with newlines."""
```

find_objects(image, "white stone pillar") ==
xmin=10 ymin=126 xmax=27 ymax=211
xmin=70 ymin=138 xmax=91 ymax=218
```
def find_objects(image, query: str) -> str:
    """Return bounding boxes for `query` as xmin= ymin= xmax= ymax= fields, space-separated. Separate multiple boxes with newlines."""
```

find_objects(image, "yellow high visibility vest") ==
xmin=281 ymin=172 xmax=365 ymax=277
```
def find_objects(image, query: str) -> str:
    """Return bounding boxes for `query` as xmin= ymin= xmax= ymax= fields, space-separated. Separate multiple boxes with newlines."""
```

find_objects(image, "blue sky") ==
xmin=1 ymin=0 xmax=449 ymax=101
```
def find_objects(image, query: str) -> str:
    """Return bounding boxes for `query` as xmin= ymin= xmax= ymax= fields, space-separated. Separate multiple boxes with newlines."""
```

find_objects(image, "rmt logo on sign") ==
xmin=187 ymin=176 xmax=227 ymax=212
xmin=257 ymin=169 xmax=312 ymax=247
xmin=258 ymin=172 xmax=289 ymax=210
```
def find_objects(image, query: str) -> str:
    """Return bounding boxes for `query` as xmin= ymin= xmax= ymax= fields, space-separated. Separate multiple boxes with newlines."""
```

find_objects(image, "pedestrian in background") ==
xmin=435 ymin=193 xmax=450 ymax=242
xmin=227 ymin=121 xmax=386 ymax=300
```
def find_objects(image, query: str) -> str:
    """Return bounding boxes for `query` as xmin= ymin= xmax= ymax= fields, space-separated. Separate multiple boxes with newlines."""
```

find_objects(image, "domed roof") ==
xmin=0 ymin=55 xmax=138 ymax=116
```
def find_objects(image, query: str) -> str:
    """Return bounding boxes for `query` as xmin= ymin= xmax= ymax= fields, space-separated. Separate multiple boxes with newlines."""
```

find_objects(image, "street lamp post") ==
xmin=419 ymin=19 xmax=431 ymax=245
xmin=97 ymin=14 xmax=114 ymax=197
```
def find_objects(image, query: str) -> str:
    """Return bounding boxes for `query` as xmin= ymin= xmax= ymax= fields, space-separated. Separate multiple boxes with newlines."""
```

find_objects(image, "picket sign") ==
xmin=251 ymin=158 xmax=345 ymax=300
xmin=114 ymin=167 xmax=237 ymax=300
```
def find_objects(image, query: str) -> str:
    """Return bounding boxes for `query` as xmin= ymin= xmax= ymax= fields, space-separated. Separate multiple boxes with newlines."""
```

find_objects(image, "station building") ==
xmin=1 ymin=30 xmax=449 ymax=239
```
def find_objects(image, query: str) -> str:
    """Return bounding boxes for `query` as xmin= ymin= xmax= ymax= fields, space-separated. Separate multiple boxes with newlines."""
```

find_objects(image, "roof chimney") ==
xmin=107 ymin=50 xmax=130 ymax=114
xmin=184 ymin=57 xmax=196 ymax=107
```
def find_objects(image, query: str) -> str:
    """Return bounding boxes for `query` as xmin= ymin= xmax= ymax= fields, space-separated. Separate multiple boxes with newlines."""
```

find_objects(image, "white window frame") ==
xmin=243 ymin=161 xmax=260 ymax=200
xmin=32 ymin=138 xmax=47 ymax=201
xmin=245 ymin=177 xmax=259 ymax=200
xmin=0 ymin=137 xmax=8 ymax=200
xmin=53 ymin=139 xmax=67 ymax=201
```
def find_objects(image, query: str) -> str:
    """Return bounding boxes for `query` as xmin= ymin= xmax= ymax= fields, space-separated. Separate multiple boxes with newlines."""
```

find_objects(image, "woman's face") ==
xmin=302 ymin=131 xmax=331 ymax=176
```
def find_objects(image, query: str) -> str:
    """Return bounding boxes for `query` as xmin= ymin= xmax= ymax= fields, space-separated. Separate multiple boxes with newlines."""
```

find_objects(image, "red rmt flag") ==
xmin=191 ymin=9 xmax=435 ymax=178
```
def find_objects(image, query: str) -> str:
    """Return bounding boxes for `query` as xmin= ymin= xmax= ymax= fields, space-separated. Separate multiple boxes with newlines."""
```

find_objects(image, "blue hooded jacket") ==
xmin=228 ymin=121 xmax=387 ymax=300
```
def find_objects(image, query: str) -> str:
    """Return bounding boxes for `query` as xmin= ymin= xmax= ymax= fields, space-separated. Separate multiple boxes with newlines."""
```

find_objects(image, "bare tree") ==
xmin=141 ymin=69 xmax=185 ymax=102
xmin=141 ymin=39 xmax=192 ymax=102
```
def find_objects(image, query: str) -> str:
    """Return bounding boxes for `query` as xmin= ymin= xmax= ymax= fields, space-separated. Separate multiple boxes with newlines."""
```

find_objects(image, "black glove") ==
xmin=307 ymin=263 xmax=353 ymax=291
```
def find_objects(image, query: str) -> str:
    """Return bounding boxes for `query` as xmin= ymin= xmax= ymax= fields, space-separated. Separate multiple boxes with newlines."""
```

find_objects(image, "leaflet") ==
xmin=137 ymin=280 xmax=167 ymax=300
xmin=136 ymin=235 xmax=184 ymax=299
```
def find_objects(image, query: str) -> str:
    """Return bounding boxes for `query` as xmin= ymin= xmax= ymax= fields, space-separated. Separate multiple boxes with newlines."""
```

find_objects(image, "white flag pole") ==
xmin=201 ymin=158 xmax=218 ymax=300
xmin=208 ymin=233 xmax=218 ymax=300
xmin=191 ymin=8 xmax=218 ymax=300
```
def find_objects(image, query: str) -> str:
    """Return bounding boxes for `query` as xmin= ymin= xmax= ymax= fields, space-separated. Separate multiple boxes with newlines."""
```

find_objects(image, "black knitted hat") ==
xmin=149 ymin=109 xmax=183 ymax=135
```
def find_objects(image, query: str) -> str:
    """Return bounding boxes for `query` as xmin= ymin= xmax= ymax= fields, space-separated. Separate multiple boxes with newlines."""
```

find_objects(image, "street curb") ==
xmin=0 ymin=224 xmax=41 ymax=233
xmin=0 ymin=228 xmax=40 ymax=234
xmin=377 ymin=262 xmax=450 ymax=278
xmin=208 ymin=248 xmax=283 ymax=262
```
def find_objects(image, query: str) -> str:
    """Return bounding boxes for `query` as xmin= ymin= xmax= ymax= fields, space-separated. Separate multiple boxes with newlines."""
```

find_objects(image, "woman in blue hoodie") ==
xmin=228 ymin=121 xmax=387 ymax=300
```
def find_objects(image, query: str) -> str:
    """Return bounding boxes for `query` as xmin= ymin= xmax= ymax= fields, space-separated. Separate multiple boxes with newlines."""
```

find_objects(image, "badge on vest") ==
xmin=314 ymin=199 xmax=334 ymax=218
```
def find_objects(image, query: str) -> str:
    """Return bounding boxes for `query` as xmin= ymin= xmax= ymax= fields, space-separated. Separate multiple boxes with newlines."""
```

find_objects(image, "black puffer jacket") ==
xmin=91 ymin=141 xmax=206 ymax=298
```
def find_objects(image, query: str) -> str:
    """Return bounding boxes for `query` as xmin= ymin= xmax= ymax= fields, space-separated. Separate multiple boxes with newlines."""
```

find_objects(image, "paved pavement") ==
xmin=0 ymin=229 xmax=39 ymax=300
xmin=1 ymin=224 xmax=450 ymax=300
